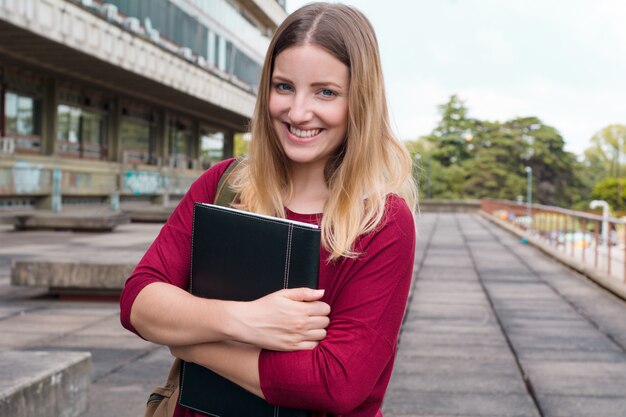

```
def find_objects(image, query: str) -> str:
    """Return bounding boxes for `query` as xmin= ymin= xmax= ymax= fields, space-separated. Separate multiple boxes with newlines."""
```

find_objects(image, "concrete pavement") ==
xmin=383 ymin=214 xmax=626 ymax=417
xmin=1 ymin=214 xmax=626 ymax=416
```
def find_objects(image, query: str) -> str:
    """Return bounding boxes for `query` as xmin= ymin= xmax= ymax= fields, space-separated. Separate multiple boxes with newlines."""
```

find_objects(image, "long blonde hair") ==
xmin=232 ymin=2 xmax=417 ymax=261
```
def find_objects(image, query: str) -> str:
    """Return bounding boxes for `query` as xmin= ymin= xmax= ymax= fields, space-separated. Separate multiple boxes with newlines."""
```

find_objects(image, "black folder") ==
xmin=179 ymin=203 xmax=320 ymax=417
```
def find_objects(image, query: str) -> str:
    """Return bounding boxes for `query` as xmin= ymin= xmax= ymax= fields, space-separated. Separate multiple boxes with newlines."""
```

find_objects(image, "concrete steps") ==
xmin=0 ymin=350 xmax=91 ymax=417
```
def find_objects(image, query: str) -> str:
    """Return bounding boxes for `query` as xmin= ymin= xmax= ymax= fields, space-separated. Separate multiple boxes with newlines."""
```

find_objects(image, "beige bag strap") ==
xmin=214 ymin=157 xmax=243 ymax=207
xmin=144 ymin=358 xmax=181 ymax=417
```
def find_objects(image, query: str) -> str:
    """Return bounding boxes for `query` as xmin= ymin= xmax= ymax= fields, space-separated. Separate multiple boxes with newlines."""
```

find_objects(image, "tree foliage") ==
xmin=592 ymin=178 xmax=626 ymax=211
xmin=413 ymin=95 xmax=583 ymax=207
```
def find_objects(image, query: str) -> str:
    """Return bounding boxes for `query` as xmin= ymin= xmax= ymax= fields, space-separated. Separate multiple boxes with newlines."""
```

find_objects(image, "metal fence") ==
xmin=481 ymin=199 xmax=626 ymax=283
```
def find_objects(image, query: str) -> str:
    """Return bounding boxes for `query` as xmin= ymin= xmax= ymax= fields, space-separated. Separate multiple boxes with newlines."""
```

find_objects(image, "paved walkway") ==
xmin=383 ymin=214 xmax=626 ymax=417
xmin=1 ymin=213 xmax=626 ymax=416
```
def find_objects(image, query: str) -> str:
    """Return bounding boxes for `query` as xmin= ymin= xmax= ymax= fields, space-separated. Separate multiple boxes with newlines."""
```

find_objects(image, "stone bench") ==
xmin=10 ymin=212 xmax=130 ymax=231
xmin=11 ymin=260 xmax=135 ymax=295
xmin=0 ymin=350 xmax=91 ymax=417
xmin=123 ymin=205 xmax=174 ymax=223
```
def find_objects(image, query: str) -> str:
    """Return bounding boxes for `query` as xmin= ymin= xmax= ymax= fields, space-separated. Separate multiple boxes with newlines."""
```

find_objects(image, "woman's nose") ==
xmin=288 ymin=94 xmax=313 ymax=124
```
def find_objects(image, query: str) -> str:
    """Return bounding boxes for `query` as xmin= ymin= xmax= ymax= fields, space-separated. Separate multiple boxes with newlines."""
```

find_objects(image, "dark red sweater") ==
xmin=120 ymin=159 xmax=416 ymax=417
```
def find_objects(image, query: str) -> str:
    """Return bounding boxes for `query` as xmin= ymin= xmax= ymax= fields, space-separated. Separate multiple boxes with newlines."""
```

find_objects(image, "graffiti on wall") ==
xmin=123 ymin=170 xmax=162 ymax=195
xmin=12 ymin=161 xmax=45 ymax=194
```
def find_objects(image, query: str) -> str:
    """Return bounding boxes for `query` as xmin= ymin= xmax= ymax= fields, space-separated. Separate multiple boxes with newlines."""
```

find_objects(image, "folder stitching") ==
xmin=284 ymin=224 xmax=293 ymax=290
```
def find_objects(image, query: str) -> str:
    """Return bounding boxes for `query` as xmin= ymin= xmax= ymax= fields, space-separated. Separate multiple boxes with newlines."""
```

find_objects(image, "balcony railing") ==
xmin=482 ymin=199 xmax=626 ymax=284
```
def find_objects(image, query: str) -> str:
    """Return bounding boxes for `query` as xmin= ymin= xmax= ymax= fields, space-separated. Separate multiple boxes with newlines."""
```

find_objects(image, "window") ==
xmin=200 ymin=131 xmax=224 ymax=168
xmin=3 ymin=91 xmax=42 ymax=153
xmin=56 ymin=104 xmax=107 ymax=159
xmin=121 ymin=102 xmax=157 ymax=165
xmin=168 ymin=118 xmax=193 ymax=169
xmin=121 ymin=118 xmax=156 ymax=164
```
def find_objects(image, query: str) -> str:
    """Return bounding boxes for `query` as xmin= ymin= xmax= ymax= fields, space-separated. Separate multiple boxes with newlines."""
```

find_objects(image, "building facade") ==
xmin=0 ymin=0 xmax=286 ymax=210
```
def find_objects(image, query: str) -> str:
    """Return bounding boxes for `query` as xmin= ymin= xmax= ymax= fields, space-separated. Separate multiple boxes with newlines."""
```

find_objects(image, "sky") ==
xmin=285 ymin=0 xmax=626 ymax=156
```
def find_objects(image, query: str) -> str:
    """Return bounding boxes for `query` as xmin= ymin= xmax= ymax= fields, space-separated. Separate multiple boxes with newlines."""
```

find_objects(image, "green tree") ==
xmin=426 ymin=95 xmax=475 ymax=167
xmin=422 ymin=96 xmax=581 ymax=206
xmin=464 ymin=121 xmax=526 ymax=199
xmin=513 ymin=117 xmax=582 ymax=206
xmin=592 ymin=178 xmax=626 ymax=211
xmin=586 ymin=125 xmax=626 ymax=178
xmin=234 ymin=133 xmax=250 ymax=157
xmin=580 ymin=125 xmax=626 ymax=206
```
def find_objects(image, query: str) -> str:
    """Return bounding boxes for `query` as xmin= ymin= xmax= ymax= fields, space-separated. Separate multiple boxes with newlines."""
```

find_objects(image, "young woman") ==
xmin=120 ymin=3 xmax=417 ymax=416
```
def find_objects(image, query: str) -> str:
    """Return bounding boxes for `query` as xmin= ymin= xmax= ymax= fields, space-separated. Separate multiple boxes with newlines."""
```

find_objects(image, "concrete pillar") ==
xmin=223 ymin=130 xmax=234 ymax=159
xmin=156 ymin=110 xmax=168 ymax=167
xmin=37 ymin=167 xmax=62 ymax=212
xmin=108 ymin=98 xmax=121 ymax=163
xmin=191 ymin=120 xmax=200 ymax=161
xmin=153 ymin=110 xmax=169 ymax=206
xmin=41 ymin=77 xmax=58 ymax=155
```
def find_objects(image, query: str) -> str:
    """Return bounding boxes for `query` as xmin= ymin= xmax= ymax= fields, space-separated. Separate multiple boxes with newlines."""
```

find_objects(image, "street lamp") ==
xmin=590 ymin=200 xmax=610 ymax=246
xmin=524 ymin=166 xmax=532 ymax=230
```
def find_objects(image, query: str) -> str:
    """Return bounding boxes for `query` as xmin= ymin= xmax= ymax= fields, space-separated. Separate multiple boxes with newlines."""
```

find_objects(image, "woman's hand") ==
xmin=228 ymin=288 xmax=330 ymax=351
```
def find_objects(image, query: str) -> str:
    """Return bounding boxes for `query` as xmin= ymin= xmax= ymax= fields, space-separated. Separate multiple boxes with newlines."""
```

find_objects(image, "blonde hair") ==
xmin=232 ymin=2 xmax=417 ymax=261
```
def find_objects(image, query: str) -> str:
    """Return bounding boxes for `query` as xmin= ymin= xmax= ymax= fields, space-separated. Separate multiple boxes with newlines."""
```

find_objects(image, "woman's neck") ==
xmin=286 ymin=161 xmax=329 ymax=214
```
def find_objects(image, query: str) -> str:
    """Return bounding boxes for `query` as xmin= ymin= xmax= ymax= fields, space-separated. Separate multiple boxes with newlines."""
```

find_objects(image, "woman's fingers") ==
xmin=305 ymin=315 xmax=330 ymax=331
xmin=305 ymin=300 xmax=331 ymax=317
xmin=281 ymin=287 xmax=325 ymax=302
xmin=231 ymin=287 xmax=331 ymax=351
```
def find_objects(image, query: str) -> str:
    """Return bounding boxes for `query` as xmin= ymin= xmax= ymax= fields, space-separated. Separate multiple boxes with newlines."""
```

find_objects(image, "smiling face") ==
xmin=269 ymin=44 xmax=350 ymax=171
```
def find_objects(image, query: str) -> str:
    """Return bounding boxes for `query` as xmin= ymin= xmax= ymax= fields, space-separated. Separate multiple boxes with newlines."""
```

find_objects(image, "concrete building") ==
xmin=0 ymin=0 xmax=286 ymax=210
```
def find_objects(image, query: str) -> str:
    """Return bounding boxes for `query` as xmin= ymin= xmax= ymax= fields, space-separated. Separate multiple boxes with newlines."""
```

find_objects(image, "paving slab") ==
xmin=536 ymin=395 xmax=626 ymax=417
xmin=384 ymin=391 xmax=540 ymax=417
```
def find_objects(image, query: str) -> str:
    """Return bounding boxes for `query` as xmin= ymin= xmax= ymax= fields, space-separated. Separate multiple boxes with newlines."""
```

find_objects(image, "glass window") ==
xmin=81 ymin=111 xmax=106 ymax=159
xmin=56 ymin=104 xmax=107 ymax=159
xmin=168 ymin=118 xmax=193 ymax=169
xmin=121 ymin=117 xmax=156 ymax=164
xmin=107 ymin=0 xmax=265 ymax=88
xmin=200 ymin=131 xmax=224 ymax=168
xmin=3 ymin=91 xmax=42 ymax=153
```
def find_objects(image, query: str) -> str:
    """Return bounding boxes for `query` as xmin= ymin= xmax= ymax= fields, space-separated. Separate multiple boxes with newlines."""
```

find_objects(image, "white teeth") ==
xmin=289 ymin=126 xmax=320 ymax=138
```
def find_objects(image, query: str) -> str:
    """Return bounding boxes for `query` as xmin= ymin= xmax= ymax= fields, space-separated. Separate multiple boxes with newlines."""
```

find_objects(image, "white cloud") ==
xmin=474 ymin=29 xmax=515 ymax=65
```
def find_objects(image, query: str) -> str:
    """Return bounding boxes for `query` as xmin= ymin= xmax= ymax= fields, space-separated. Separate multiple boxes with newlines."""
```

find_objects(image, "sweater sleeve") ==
xmin=258 ymin=196 xmax=416 ymax=414
xmin=119 ymin=159 xmax=235 ymax=335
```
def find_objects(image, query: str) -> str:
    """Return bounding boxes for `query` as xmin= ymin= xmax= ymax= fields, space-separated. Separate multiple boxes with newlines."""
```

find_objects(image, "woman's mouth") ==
xmin=288 ymin=124 xmax=321 ymax=139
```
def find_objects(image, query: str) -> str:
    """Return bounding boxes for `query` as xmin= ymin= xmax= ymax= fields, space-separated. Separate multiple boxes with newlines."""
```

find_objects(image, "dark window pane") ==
xmin=121 ymin=117 xmax=155 ymax=164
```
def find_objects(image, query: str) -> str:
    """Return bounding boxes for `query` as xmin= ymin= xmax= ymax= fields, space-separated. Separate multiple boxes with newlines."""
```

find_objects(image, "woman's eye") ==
xmin=275 ymin=83 xmax=292 ymax=92
xmin=320 ymin=89 xmax=336 ymax=97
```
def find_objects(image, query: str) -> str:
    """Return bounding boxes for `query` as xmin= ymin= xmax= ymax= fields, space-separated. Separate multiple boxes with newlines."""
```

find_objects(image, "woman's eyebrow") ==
xmin=271 ymin=74 xmax=292 ymax=83
xmin=311 ymin=81 xmax=344 ymax=89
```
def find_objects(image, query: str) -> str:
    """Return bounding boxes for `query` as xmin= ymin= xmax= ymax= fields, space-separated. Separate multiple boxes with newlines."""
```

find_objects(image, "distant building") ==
xmin=0 ymin=0 xmax=286 ymax=209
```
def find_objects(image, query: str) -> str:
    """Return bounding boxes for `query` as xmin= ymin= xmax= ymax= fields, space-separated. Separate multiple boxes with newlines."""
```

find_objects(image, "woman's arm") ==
xmin=170 ymin=342 xmax=264 ymax=398
xmin=131 ymin=282 xmax=329 ymax=349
